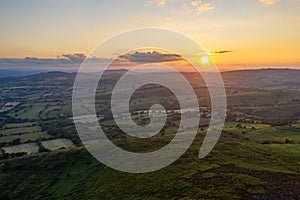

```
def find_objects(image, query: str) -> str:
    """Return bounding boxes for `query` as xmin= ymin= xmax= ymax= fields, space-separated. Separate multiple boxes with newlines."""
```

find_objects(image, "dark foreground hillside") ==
xmin=1 ymin=137 xmax=299 ymax=200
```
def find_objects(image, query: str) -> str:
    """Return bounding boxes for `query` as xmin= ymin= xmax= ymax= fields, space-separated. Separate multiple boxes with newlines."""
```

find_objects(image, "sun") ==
xmin=200 ymin=55 xmax=210 ymax=64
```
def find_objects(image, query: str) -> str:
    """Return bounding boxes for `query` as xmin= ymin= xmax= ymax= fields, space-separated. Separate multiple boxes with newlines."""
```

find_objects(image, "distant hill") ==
xmin=1 ymin=68 xmax=300 ymax=90
xmin=0 ymin=71 xmax=72 ymax=85
xmin=0 ymin=69 xmax=47 ymax=77
xmin=222 ymin=68 xmax=300 ymax=90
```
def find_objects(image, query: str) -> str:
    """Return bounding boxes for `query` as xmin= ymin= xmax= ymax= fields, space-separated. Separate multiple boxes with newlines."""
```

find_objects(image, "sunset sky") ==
xmin=0 ymin=0 xmax=300 ymax=70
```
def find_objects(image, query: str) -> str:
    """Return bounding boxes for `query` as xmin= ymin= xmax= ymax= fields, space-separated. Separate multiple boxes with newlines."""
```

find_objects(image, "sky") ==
xmin=0 ymin=0 xmax=300 ymax=71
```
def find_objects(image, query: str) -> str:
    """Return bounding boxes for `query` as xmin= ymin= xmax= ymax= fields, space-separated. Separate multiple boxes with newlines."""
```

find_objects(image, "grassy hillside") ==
xmin=1 ymin=69 xmax=300 ymax=199
xmin=1 ymin=136 xmax=300 ymax=200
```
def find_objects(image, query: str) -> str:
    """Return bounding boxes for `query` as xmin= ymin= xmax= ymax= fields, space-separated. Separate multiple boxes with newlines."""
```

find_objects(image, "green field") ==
xmin=0 ymin=137 xmax=299 ymax=199
xmin=0 ymin=126 xmax=42 ymax=136
xmin=245 ymin=127 xmax=300 ymax=143
xmin=0 ymin=132 xmax=51 ymax=143
xmin=8 ymin=103 xmax=47 ymax=120
xmin=0 ymin=102 xmax=21 ymax=113
xmin=292 ymin=120 xmax=300 ymax=129
xmin=1 ymin=70 xmax=300 ymax=199
xmin=0 ymin=125 xmax=51 ymax=143
xmin=3 ymin=122 xmax=37 ymax=129
xmin=224 ymin=122 xmax=270 ymax=129
xmin=221 ymin=122 xmax=300 ymax=143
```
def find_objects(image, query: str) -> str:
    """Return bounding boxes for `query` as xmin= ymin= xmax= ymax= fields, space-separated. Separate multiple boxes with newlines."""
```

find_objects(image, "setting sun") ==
xmin=200 ymin=55 xmax=210 ymax=65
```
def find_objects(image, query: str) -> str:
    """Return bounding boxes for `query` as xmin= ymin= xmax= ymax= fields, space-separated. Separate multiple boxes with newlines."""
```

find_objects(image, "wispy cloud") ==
xmin=61 ymin=53 xmax=86 ymax=63
xmin=119 ymin=51 xmax=181 ymax=63
xmin=184 ymin=0 xmax=214 ymax=15
xmin=198 ymin=50 xmax=233 ymax=56
xmin=148 ymin=0 xmax=166 ymax=7
xmin=260 ymin=0 xmax=277 ymax=5
xmin=0 ymin=53 xmax=112 ymax=70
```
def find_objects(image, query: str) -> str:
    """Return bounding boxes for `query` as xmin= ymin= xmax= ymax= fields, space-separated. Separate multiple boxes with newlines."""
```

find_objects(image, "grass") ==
xmin=0 ymin=136 xmax=299 ymax=199
xmin=224 ymin=122 xmax=270 ymax=129
xmin=1 ymin=71 xmax=300 ymax=199
xmin=40 ymin=106 xmax=61 ymax=119
xmin=250 ymin=104 xmax=300 ymax=120
xmin=226 ymin=90 xmax=300 ymax=107
xmin=0 ymin=149 xmax=103 ymax=199
xmin=0 ymin=126 xmax=42 ymax=136
xmin=292 ymin=120 xmax=300 ymax=129
xmin=8 ymin=102 xmax=47 ymax=120
xmin=0 ymin=132 xmax=51 ymax=143
xmin=0 ymin=102 xmax=21 ymax=113
xmin=3 ymin=122 xmax=37 ymax=129
xmin=0 ymin=125 xmax=51 ymax=143
xmin=266 ymin=144 xmax=300 ymax=161
xmin=245 ymin=127 xmax=300 ymax=143
xmin=222 ymin=122 xmax=300 ymax=143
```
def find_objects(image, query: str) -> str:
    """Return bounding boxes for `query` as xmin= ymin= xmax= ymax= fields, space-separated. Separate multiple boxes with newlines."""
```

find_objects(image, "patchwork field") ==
xmin=0 ymin=124 xmax=52 ymax=144
xmin=0 ymin=102 xmax=21 ymax=113
xmin=1 ymin=70 xmax=300 ymax=199
xmin=1 ymin=138 xmax=76 ymax=156
xmin=0 ymin=132 xmax=51 ymax=143
xmin=3 ymin=122 xmax=37 ymax=129
xmin=291 ymin=120 xmax=300 ymax=129
xmin=245 ymin=127 xmax=300 ymax=143
xmin=7 ymin=102 xmax=46 ymax=120
xmin=221 ymin=121 xmax=300 ymax=143
xmin=2 ymin=143 xmax=39 ymax=154
xmin=41 ymin=138 xmax=75 ymax=151
xmin=1 ymin=126 xmax=42 ymax=136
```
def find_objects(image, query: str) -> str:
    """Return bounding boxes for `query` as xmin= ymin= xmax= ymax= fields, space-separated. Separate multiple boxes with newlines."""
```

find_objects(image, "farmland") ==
xmin=3 ymin=122 xmax=37 ymax=129
xmin=0 ymin=123 xmax=52 ymax=144
xmin=41 ymin=138 xmax=76 ymax=151
xmin=2 ymin=143 xmax=39 ymax=155
xmin=0 ymin=102 xmax=21 ymax=113
xmin=0 ymin=69 xmax=300 ymax=199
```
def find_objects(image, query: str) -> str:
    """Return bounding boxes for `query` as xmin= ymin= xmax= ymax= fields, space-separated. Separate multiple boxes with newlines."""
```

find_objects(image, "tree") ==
xmin=161 ymin=127 xmax=166 ymax=137
xmin=236 ymin=124 xmax=242 ymax=128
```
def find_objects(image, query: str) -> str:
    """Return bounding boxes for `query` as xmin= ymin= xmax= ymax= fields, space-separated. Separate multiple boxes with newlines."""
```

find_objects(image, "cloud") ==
xmin=260 ymin=0 xmax=277 ymax=5
xmin=196 ymin=3 xmax=214 ymax=14
xmin=148 ymin=0 xmax=166 ymax=6
xmin=21 ymin=53 xmax=89 ymax=64
xmin=211 ymin=50 xmax=233 ymax=55
xmin=185 ymin=0 xmax=214 ymax=15
xmin=0 ymin=53 xmax=113 ymax=70
xmin=119 ymin=51 xmax=182 ymax=63
xmin=198 ymin=50 xmax=233 ymax=56
xmin=61 ymin=53 xmax=86 ymax=63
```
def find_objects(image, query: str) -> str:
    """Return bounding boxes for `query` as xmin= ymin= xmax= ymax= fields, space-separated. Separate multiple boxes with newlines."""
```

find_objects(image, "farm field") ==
xmin=7 ymin=102 xmax=47 ymax=120
xmin=2 ymin=143 xmax=39 ymax=155
xmin=245 ymin=127 xmax=300 ymax=143
xmin=0 ymin=70 xmax=300 ymax=199
xmin=1 ymin=138 xmax=75 ymax=156
xmin=0 ymin=132 xmax=51 ymax=143
xmin=0 ymin=126 xmax=42 ymax=136
xmin=292 ymin=121 xmax=300 ymax=128
xmin=41 ymin=138 xmax=75 ymax=151
xmin=0 ymin=124 xmax=52 ymax=144
xmin=3 ymin=122 xmax=37 ymax=129
xmin=0 ymin=102 xmax=21 ymax=113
